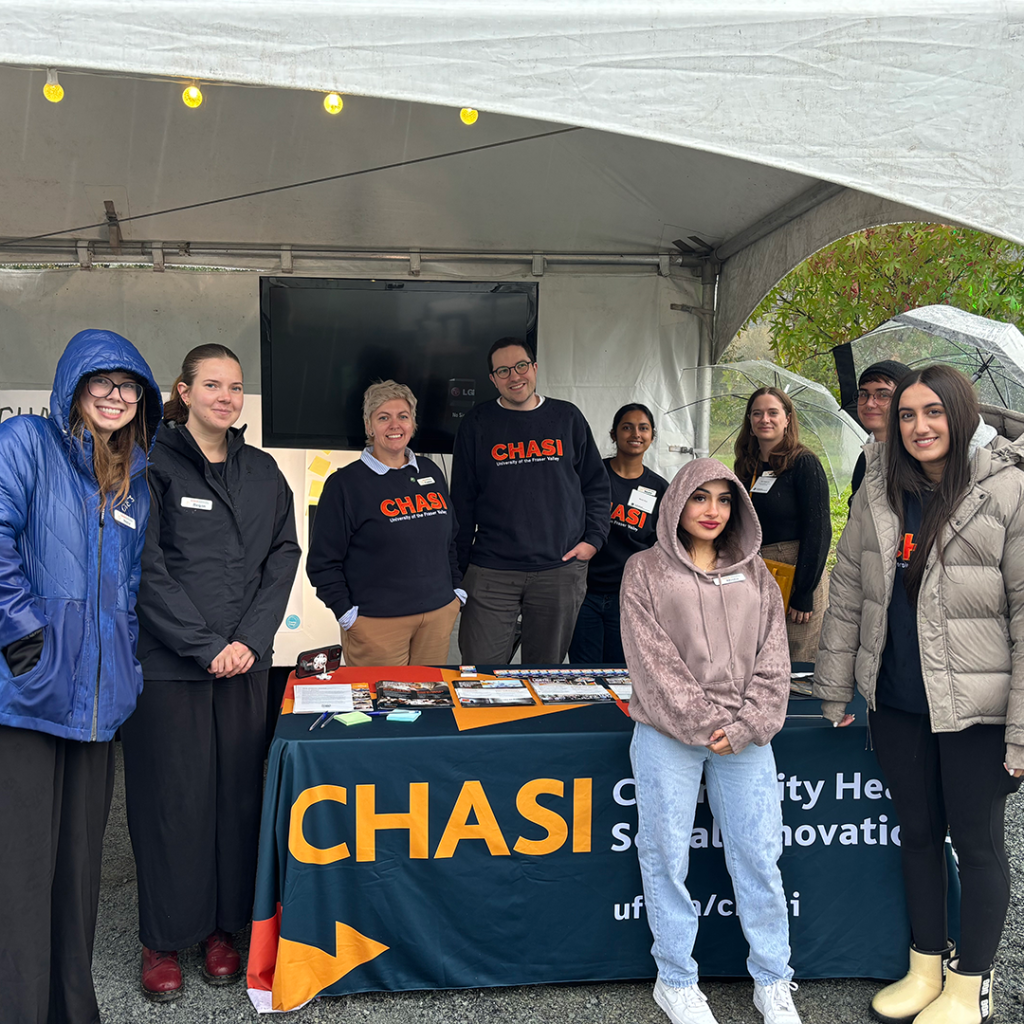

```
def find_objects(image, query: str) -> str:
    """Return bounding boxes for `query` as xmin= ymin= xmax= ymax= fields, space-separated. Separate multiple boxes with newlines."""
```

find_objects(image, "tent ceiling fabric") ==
xmin=0 ymin=1 xmax=1020 ymax=249
xmin=0 ymin=65 xmax=815 ymax=255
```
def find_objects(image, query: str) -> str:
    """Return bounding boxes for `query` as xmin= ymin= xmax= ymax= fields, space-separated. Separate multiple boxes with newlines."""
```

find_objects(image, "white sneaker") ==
xmin=653 ymin=976 xmax=720 ymax=1024
xmin=753 ymin=979 xmax=802 ymax=1024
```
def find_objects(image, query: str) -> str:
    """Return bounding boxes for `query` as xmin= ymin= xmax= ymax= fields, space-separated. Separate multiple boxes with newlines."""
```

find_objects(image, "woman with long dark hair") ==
xmin=0 ymin=329 xmax=161 ymax=1023
xmin=121 ymin=343 xmax=300 ymax=1001
xmin=569 ymin=402 xmax=669 ymax=663
xmin=816 ymin=364 xmax=1024 ymax=1024
xmin=621 ymin=458 xmax=800 ymax=1024
xmin=734 ymin=387 xmax=831 ymax=663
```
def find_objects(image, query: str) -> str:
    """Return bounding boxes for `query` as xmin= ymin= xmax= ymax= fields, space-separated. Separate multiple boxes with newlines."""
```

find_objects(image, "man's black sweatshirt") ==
xmin=450 ymin=398 xmax=610 ymax=573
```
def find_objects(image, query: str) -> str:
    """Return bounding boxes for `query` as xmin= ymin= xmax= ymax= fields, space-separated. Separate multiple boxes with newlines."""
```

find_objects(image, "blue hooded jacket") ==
xmin=0 ymin=329 xmax=162 ymax=741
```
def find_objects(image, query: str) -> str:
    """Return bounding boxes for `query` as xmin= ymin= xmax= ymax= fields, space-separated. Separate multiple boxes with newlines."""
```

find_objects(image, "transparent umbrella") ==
xmin=832 ymin=305 xmax=1024 ymax=414
xmin=670 ymin=360 xmax=866 ymax=496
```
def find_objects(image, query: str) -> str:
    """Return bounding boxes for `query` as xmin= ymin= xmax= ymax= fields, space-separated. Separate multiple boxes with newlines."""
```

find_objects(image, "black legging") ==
xmin=870 ymin=703 xmax=1021 ymax=972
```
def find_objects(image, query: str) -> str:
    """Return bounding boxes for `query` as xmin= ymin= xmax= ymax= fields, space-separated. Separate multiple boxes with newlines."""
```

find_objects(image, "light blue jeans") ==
xmin=630 ymin=721 xmax=794 ymax=988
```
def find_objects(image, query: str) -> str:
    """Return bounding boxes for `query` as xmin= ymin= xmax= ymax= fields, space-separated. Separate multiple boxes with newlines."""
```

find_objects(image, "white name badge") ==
xmin=417 ymin=476 xmax=435 ymax=485
xmin=628 ymin=488 xmax=657 ymax=514
xmin=181 ymin=496 xmax=214 ymax=511
xmin=750 ymin=472 xmax=777 ymax=494
xmin=112 ymin=509 xmax=136 ymax=530
xmin=714 ymin=573 xmax=746 ymax=586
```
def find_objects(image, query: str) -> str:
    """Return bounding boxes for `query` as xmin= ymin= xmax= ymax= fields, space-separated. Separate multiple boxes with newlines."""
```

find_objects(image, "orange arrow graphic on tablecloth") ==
xmin=272 ymin=921 xmax=389 ymax=1011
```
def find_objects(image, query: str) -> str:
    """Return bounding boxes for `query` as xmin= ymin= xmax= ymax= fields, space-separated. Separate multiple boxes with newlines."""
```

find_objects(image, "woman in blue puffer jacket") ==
xmin=0 ymin=329 xmax=161 ymax=1024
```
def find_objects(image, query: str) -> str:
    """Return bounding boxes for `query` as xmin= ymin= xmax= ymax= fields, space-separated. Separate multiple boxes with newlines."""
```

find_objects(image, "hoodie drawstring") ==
xmin=696 ymin=570 xmax=740 ymax=669
xmin=696 ymin=581 xmax=713 ymax=665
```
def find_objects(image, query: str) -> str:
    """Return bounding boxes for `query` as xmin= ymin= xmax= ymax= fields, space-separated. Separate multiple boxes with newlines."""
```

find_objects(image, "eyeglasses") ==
xmin=857 ymin=388 xmax=893 ymax=405
xmin=87 ymin=375 xmax=144 ymax=404
xmin=491 ymin=359 xmax=533 ymax=379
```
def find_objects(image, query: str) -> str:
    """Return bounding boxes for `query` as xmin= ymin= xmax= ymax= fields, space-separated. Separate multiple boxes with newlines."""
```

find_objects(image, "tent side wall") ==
xmin=714 ymin=191 xmax=947 ymax=359
xmin=0 ymin=264 xmax=701 ymax=660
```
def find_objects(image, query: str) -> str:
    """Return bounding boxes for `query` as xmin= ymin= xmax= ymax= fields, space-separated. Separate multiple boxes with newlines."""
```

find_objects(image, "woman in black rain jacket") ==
xmin=121 ymin=344 xmax=300 ymax=1001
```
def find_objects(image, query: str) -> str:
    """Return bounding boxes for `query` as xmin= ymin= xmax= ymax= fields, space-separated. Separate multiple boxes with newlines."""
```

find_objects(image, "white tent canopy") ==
xmin=1 ymin=2 xmax=1020 ymax=347
xmin=1 ymin=1 xmax=1018 ymax=657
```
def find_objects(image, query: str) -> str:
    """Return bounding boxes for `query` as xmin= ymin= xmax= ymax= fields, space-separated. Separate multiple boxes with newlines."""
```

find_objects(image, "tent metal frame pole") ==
xmin=0 ymin=242 xmax=707 ymax=273
xmin=694 ymin=260 xmax=719 ymax=459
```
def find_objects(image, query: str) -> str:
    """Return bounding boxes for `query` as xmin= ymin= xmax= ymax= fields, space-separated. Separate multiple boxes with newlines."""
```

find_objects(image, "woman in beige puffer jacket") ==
xmin=815 ymin=365 xmax=1024 ymax=1024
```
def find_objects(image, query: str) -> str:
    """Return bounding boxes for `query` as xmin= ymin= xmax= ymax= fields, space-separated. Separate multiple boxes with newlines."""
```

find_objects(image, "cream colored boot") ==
xmin=913 ymin=960 xmax=993 ymax=1024
xmin=870 ymin=942 xmax=955 ymax=1023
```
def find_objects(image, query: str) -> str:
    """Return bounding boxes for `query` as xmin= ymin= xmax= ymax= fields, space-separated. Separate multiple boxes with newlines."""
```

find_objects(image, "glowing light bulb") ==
xmin=182 ymin=84 xmax=203 ymax=109
xmin=43 ymin=69 xmax=64 ymax=104
xmin=323 ymin=92 xmax=344 ymax=115
xmin=460 ymin=108 xmax=479 ymax=125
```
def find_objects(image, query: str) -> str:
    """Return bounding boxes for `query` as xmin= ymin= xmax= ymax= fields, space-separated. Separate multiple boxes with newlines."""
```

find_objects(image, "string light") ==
xmin=43 ymin=69 xmax=64 ymax=104
xmin=323 ymin=92 xmax=344 ymax=115
xmin=182 ymin=83 xmax=203 ymax=109
xmin=460 ymin=108 xmax=479 ymax=125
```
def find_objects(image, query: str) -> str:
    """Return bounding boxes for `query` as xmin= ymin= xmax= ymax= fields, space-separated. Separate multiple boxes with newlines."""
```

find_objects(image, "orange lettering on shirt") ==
xmin=610 ymin=504 xmax=627 ymax=523
xmin=541 ymin=439 xmax=556 ymax=456
xmin=395 ymin=496 xmax=416 ymax=516
xmin=507 ymin=442 xmax=526 ymax=460
xmin=380 ymin=499 xmax=399 ymax=517
xmin=492 ymin=444 xmax=507 ymax=460
xmin=900 ymin=533 xmax=917 ymax=561
xmin=525 ymin=440 xmax=542 ymax=458
xmin=414 ymin=494 xmax=431 ymax=513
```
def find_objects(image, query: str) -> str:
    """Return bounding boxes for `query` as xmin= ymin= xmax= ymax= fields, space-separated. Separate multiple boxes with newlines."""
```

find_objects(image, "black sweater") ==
xmin=587 ymin=460 xmax=669 ymax=593
xmin=136 ymin=422 xmax=300 ymax=679
xmin=306 ymin=456 xmax=461 ymax=619
xmin=742 ymin=451 xmax=831 ymax=613
xmin=450 ymin=399 xmax=611 ymax=573
xmin=876 ymin=492 xmax=928 ymax=714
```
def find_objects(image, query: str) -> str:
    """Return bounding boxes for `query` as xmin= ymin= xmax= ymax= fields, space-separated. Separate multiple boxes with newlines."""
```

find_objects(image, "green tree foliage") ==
xmin=745 ymin=224 xmax=1024 ymax=388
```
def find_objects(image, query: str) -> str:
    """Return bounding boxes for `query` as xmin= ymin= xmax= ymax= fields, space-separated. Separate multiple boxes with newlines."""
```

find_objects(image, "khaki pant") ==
xmin=760 ymin=539 xmax=829 ymax=666
xmin=341 ymin=598 xmax=460 ymax=667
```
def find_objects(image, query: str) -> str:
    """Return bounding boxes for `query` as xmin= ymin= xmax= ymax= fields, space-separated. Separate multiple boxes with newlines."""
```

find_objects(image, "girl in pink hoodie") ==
xmin=620 ymin=458 xmax=798 ymax=1024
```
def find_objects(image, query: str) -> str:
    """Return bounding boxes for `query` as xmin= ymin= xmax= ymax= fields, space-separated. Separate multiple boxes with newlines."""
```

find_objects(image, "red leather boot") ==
xmin=201 ymin=928 xmax=241 ymax=984
xmin=141 ymin=946 xmax=182 ymax=1001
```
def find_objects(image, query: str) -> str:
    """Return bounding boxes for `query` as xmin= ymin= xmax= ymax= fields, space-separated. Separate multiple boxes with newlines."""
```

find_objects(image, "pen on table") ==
xmin=309 ymin=711 xmax=332 ymax=730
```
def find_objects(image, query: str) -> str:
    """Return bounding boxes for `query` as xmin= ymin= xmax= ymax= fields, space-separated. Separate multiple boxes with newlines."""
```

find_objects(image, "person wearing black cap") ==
xmin=849 ymin=360 xmax=912 ymax=507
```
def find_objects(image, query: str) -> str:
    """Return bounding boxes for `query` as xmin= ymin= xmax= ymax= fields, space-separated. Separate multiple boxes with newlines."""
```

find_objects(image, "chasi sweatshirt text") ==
xmin=450 ymin=398 xmax=610 ymax=573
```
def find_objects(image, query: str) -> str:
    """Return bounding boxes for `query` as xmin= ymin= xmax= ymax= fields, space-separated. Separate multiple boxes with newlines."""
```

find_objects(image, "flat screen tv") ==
xmin=259 ymin=278 xmax=539 ymax=451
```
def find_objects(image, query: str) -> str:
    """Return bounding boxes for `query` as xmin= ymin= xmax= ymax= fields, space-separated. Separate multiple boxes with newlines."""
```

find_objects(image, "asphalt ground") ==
xmin=91 ymin=742 xmax=1024 ymax=1024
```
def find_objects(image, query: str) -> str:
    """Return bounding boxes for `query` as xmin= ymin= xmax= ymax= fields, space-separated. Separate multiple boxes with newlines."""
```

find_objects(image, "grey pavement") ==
xmin=93 ymin=743 xmax=1023 ymax=1024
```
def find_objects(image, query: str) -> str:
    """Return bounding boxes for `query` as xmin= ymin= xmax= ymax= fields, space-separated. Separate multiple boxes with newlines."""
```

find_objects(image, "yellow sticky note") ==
xmin=308 ymin=455 xmax=331 ymax=477
xmin=308 ymin=479 xmax=324 ymax=499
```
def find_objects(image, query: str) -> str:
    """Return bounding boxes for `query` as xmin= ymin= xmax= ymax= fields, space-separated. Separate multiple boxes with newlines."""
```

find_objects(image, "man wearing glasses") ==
xmin=849 ymin=359 xmax=911 ymax=506
xmin=451 ymin=337 xmax=610 ymax=664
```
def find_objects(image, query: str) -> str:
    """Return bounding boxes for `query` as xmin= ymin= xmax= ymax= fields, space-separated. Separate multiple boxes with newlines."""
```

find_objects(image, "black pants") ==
xmin=870 ymin=703 xmax=1021 ymax=972
xmin=120 ymin=671 xmax=268 ymax=951
xmin=0 ymin=725 xmax=115 ymax=1024
xmin=568 ymin=590 xmax=624 ymax=664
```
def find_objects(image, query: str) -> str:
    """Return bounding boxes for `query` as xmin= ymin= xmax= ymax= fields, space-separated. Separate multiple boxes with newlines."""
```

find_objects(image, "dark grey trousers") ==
xmin=120 ymin=671 xmax=268 ymax=950
xmin=0 ymin=724 xmax=114 ymax=1024
xmin=458 ymin=559 xmax=588 ymax=664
